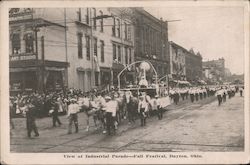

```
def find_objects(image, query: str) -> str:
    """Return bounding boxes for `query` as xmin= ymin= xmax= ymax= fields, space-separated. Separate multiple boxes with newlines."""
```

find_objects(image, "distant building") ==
xmin=185 ymin=49 xmax=203 ymax=84
xmin=202 ymin=58 xmax=225 ymax=84
xmin=224 ymin=68 xmax=231 ymax=78
xmin=169 ymin=41 xmax=186 ymax=80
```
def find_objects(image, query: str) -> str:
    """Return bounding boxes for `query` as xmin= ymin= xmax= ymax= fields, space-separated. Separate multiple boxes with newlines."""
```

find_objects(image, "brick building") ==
xmin=132 ymin=8 xmax=170 ymax=84
xmin=169 ymin=41 xmax=186 ymax=80
xmin=185 ymin=49 xmax=203 ymax=84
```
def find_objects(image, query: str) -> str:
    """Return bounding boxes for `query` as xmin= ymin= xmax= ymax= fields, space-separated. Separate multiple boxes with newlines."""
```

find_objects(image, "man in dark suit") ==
xmin=26 ymin=99 xmax=39 ymax=138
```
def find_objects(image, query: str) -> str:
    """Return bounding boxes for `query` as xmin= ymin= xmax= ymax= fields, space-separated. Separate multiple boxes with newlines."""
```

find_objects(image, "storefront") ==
xmin=10 ymin=59 xmax=68 ymax=95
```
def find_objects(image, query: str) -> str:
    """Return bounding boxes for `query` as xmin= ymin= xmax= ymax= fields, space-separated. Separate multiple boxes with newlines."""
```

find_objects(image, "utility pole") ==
xmin=41 ymin=36 xmax=45 ymax=93
xmin=90 ymin=8 xmax=94 ymax=89
xmin=64 ymin=8 xmax=68 ymax=92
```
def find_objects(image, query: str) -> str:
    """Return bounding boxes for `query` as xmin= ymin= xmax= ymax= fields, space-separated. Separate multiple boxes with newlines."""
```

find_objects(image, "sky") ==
xmin=145 ymin=6 xmax=245 ymax=75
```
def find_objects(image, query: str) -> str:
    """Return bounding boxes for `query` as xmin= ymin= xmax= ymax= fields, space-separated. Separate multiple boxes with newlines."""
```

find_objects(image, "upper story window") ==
xmin=85 ymin=35 xmax=90 ymax=60
xmin=99 ymin=10 xmax=104 ymax=32
xmin=100 ymin=40 xmax=105 ymax=62
xmin=12 ymin=33 xmax=21 ymax=54
xmin=113 ymin=44 xmax=116 ymax=61
xmin=24 ymin=33 xmax=34 ymax=53
xmin=86 ymin=8 xmax=90 ymax=25
xmin=124 ymin=22 xmax=127 ymax=40
xmin=117 ymin=19 xmax=120 ymax=37
xmin=92 ymin=8 xmax=96 ymax=30
xmin=127 ymin=25 xmax=131 ymax=41
xmin=77 ymin=8 xmax=81 ymax=22
xmin=117 ymin=45 xmax=121 ymax=62
xmin=125 ymin=46 xmax=128 ymax=64
xmin=93 ymin=37 xmax=98 ymax=57
xmin=129 ymin=48 xmax=132 ymax=64
xmin=77 ymin=33 xmax=83 ymax=58
xmin=112 ymin=17 xmax=116 ymax=36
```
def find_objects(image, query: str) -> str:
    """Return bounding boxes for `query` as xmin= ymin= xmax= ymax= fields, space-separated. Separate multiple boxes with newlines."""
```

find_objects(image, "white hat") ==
xmin=155 ymin=95 xmax=159 ymax=98
xmin=105 ymin=96 xmax=111 ymax=100
xmin=70 ymin=98 xmax=77 ymax=102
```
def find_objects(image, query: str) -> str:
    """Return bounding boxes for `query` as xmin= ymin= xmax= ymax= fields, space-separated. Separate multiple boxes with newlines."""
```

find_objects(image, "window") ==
xmin=113 ymin=44 xmax=116 ymax=61
xmin=125 ymin=47 xmax=128 ymax=64
xmin=100 ymin=40 xmax=104 ymax=62
xmin=24 ymin=33 xmax=34 ymax=53
xmin=86 ymin=8 xmax=89 ymax=25
xmin=77 ymin=8 xmax=81 ymax=22
xmin=127 ymin=26 xmax=131 ymax=41
xmin=12 ymin=33 xmax=21 ymax=54
xmin=77 ymin=33 xmax=83 ymax=58
xmin=124 ymin=22 xmax=127 ymax=40
xmin=117 ymin=45 xmax=121 ymax=62
xmin=93 ymin=38 xmax=97 ymax=57
xmin=112 ymin=17 xmax=116 ymax=36
xmin=129 ymin=48 xmax=132 ymax=64
xmin=95 ymin=72 xmax=99 ymax=86
xmin=99 ymin=10 xmax=104 ymax=32
xmin=93 ymin=8 xmax=96 ymax=30
xmin=85 ymin=35 xmax=90 ymax=60
xmin=117 ymin=19 xmax=120 ymax=37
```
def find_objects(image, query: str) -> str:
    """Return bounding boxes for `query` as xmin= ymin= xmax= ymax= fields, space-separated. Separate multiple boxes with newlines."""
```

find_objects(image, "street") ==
xmin=10 ymin=93 xmax=244 ymax=153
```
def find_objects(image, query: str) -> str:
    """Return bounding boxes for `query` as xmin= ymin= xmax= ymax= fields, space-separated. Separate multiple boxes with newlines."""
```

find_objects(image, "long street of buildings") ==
xmin=10 ymin=93 xmax=244 ymax=152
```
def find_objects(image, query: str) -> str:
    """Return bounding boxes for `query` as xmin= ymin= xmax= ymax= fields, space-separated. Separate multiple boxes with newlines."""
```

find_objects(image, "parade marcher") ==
xmin=195 ymin=88 xmax=199 ymax=101
xmin=199 ymin=88 xmax=203 ymax=100
xmin=239 ymin=87 xmax=244 ymax=97
xmin=180 ymin=89 xmax=185 ymax=101
xmin=104 ymin=95 xmax=118 ymax=135
xmin=96 ymin=92 xmax=107 ymax=132
xmin=215 ymin=88 xmax=224 ymax=106
xmin=138 ymin=95 xmax=148 ymax=127
xmin=125 ymin=90 xmax=136 ymax=124
xmin=67 ymin=98 xmax=79 ymax=134
xmin=173 ymin=90 xmax=179 ymax=105
xmin=223 ymin=87 xmax=227 ymax=102
xmin=189 ymin=88 xmax=195 ymax=103
xmin=155 ymin=95 xmax=163 ymax=120
xmin=50 ymin=99 xmax=62 ymax=127
xmin=25 ymin=99 xmax=39 ymax=138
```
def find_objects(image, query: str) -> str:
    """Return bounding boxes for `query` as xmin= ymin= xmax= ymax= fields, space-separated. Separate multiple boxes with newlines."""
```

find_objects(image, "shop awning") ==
xmin=45 ymin=67 xmax=65 ymax=71
xmin=10 ymin=67 xmax=37 ymax=72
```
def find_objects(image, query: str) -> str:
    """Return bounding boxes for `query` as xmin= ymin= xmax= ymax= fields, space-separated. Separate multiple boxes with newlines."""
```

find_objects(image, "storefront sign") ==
xmin=10 ymin=54 xmax=36 ymax=61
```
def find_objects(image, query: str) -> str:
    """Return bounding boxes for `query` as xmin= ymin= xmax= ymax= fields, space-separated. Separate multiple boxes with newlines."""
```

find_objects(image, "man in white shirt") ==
xmin=67 ymin=98 xmax=79 ymax=134
xmin=155 ymin=95 xmax=163 ymax=120
xmin=104 ymin=96 xmax=118 ymax=135
xmin=138 ymin=95 xmax=148 ymax=126
xmin=215 ymin=88 xmax=224 ymax=106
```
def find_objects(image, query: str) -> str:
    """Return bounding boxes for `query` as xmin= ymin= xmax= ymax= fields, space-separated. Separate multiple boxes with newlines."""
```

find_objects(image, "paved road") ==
xmin=10 ymin=93 xmax=244 ymax=152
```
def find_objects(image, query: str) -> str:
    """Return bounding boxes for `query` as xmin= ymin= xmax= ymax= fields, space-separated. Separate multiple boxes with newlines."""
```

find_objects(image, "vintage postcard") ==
xmin=0 ymin=0 xmax=249 ymax=164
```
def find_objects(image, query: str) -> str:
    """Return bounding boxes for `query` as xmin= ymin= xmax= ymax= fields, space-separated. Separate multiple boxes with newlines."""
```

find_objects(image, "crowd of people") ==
xmin=9 ymin=84 xmax=244 ymax=138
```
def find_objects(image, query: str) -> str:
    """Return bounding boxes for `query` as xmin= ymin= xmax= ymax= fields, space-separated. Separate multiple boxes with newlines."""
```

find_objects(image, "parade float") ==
xmin=117 ymin=61 xmax=169 ymax=98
